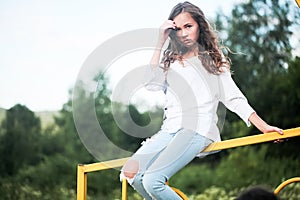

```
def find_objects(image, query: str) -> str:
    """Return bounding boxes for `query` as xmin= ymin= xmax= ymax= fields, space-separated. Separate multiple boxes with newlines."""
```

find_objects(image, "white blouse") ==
xmin=145 ymin=56 xmax=255 ymax=142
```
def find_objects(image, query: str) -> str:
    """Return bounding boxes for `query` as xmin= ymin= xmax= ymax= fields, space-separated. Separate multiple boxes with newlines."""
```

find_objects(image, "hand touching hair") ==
xmin=161 ymin=1 xmax=230 ymax=74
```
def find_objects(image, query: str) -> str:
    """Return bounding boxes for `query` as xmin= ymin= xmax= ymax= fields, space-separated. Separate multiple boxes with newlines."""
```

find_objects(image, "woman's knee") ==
xmin=122 ymin=159 xmax=139 ymax=179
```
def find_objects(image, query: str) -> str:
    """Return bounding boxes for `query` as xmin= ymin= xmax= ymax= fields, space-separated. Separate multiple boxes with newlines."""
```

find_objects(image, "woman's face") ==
xmin=173 ymin=12 xmax=200 ymax=48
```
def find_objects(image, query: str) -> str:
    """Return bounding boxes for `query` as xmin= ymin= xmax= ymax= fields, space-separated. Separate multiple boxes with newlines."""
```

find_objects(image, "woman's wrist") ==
xmin=248 ymin=112 xmax=268 ymax=133
xmin=248 ymin=112 xmax=283 ymax=135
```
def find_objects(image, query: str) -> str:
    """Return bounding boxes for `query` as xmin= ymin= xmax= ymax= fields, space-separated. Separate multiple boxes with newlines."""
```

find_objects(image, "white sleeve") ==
xmin=144 ymin=66 xmax=166 ymax=91
xmin=219 ymin=69 xmax=255 ymax=127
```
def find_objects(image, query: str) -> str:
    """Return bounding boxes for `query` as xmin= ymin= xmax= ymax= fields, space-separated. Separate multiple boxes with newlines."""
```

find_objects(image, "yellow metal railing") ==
xmin=77 ymin=127 xmax=300 ymax=200
xmin=274 ymin=177 xmax=300 ymax=195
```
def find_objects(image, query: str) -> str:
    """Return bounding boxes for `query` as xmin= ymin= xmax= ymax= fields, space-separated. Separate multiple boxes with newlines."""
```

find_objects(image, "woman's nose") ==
xmin=180 ymin=29 xmax=188 ymax=37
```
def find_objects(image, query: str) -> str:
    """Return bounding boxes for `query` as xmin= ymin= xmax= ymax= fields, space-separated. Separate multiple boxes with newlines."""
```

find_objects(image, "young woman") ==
xmin=120 ymin=2 xmax=283 ymax=199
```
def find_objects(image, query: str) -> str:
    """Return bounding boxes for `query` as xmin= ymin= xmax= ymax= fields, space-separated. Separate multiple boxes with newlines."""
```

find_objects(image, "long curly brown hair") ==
xmin=161 ymin=1 xmax=230 ymax=75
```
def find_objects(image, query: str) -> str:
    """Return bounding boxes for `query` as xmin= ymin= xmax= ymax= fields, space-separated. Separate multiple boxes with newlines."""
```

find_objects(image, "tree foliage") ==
xmin=0 ymin=104 xmax=42 ymax=177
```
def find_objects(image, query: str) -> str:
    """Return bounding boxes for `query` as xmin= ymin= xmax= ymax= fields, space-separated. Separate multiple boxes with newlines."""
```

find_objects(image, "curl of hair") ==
xmin=161 ymin=1 xmax=230 ymax=75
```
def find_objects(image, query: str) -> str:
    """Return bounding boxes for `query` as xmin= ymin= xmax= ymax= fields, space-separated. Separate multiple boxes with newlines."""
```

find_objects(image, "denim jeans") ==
xmin=120 ymin=129 xmax=213 ymax=200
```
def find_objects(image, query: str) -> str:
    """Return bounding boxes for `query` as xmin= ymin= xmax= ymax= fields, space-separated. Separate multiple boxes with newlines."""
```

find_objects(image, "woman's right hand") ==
xmin=158 ymin=20 xmax=177 ymax=47
xmin=150 ymin=20 xmax=177 ymax=68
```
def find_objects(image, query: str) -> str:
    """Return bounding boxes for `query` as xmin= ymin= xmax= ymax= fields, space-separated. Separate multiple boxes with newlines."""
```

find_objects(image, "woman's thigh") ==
xmin=145 ymin=129 xmax=212 ymax=179
xmin=122 ymin=130 xmax=175 ymax=175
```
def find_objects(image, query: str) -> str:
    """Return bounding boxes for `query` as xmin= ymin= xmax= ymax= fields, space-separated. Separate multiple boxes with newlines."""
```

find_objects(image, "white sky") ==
xmin=0 ymin=0 xmax=293 ymax=111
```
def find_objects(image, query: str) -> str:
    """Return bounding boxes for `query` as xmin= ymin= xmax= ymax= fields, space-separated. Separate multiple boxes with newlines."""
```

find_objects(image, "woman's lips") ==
xmin=182 ymin=39 xmax=193 ymax=45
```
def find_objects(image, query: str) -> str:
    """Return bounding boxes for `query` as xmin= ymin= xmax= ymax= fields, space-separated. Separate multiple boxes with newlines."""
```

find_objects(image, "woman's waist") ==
xmin=161 ymin=117 xmax=220 ymax=141
xmin=164 ymin=105 xmax=216 ymax=116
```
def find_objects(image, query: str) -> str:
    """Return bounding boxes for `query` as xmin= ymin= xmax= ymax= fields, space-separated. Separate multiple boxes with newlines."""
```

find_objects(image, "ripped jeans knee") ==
xmin=119 ymin=131 xmax=172 ymax=185
xmin=120 ymin=160 xmax=154 ymax=200
xmin=120 ymin=159 xmax=139 ymax=185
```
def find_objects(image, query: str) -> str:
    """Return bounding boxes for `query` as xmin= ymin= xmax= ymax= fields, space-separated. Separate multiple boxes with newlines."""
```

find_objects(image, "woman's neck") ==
xmin=182 ymin=47 xmax=198 ymax=59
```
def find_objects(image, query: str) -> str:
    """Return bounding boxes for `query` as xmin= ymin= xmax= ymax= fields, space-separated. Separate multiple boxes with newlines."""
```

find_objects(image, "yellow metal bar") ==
xmin=171 ymin=186 xmax=189 ymax=200
xmin=77 ymin=164 xmax=87 ymax=200
xmin=122 ymin=178 xmax=128 ymax=200
xmin=81 ymin=157 xmax=129 ymax=173
xmin=203 ymin=127 xmax=300 ymax=152
xmin=79 ymin=127 xmax=300 ymax=172
xmin=274 ymin=177 xmax=300 ymax=195
xmin=76 ymin=127 xmax=300 ymax=200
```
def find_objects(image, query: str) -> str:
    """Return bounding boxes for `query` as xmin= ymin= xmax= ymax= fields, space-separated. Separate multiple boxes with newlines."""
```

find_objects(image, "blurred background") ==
xmin=0 ymin=0 xmax=300 ymax=199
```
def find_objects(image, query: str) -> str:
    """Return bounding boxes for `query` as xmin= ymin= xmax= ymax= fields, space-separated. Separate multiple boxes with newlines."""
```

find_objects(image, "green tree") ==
xmin=216 ymin=0 xmax=299 ymax=126
xmin=264 ymin=56 xmax=300 ymax=159
xmin=0 ymin=104 xmax=42 ymax=177
xmin=219 ymin=0 xmax=300 ymax=160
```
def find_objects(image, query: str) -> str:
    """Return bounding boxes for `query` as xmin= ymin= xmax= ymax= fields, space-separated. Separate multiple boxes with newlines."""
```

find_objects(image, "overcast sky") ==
xmin=0 ymin=0 xmax=296 ymax=111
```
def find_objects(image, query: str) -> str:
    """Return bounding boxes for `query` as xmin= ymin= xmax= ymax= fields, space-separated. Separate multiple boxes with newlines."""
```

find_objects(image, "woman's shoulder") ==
xmin=217 ymin=63 xmax=234 ymax=76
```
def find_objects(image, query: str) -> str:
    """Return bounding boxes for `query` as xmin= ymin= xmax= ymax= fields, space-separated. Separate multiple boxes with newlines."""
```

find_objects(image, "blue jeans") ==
xmin=120 ymin=129 xmax=213 ymax=200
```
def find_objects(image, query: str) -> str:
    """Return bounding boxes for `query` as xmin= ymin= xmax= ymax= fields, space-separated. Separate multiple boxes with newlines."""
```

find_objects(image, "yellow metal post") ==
xmin=122 ymin=178 xmax=128 ymax=200
xmin=77 ymin=164 xmax=87 ymax=200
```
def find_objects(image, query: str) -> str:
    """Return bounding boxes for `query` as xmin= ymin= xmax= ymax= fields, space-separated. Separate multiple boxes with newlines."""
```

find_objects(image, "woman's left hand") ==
xmin=263 ymin=125 xmax=286 ymax=143
xmin=262 ymin=125 xmax=283 ymax=135
xmin=249 ymin=113 xmax=283 ymax=136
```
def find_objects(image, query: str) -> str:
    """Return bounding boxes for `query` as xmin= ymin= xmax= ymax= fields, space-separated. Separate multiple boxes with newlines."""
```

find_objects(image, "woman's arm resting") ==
xmin=249 ymin=112 xmax=283 ymax=135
